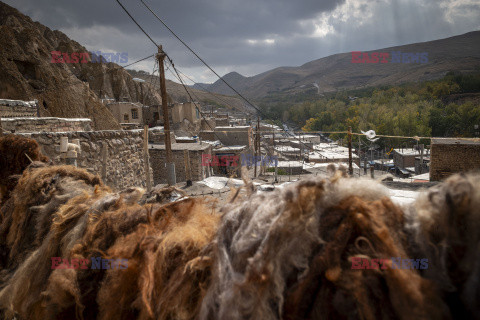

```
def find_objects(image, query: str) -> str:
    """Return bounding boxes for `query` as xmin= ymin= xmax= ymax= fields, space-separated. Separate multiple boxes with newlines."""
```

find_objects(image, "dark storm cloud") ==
xmin=3 ymin=0 xmax=479 ymax=82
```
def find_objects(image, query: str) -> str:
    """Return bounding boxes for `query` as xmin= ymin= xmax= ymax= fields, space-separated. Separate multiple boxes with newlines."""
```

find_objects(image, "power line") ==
xmin=115 ymin=0 xmax=159 ymax=47
xmin=139 ymin=0 xmax=264 ymax=115
xmin=115 ymin=0 xmax=372 ymax=172
xmin=42 ymin=54 xmax=154 ymax=94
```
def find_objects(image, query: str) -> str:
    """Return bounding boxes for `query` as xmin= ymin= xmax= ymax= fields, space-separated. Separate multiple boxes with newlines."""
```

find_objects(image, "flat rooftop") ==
xmin=215 ymin=126 xmax=251 ymax=129
xmin=148 ymin=142 xmax=211 ymax=151
xmin=393 ymin=148 xmax=421 ymax=156
xmin=432 ymin=138 xmax=480 ymax=145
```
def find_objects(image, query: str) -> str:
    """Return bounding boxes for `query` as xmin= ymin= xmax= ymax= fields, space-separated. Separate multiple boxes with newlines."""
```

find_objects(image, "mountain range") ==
xmin=198 ymin=31 xmax=480 ymax=99
xmin=1 ymin=0 xmax=479 ymax=127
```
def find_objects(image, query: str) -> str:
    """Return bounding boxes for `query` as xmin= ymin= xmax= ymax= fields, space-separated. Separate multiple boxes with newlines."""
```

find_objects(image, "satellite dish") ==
xmin=361 ymin=130 xmax=379 ymax=142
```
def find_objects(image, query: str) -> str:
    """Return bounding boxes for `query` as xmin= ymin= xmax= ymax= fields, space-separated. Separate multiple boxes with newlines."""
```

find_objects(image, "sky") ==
xmin=4 ymin=0 xmax=480 ymax=83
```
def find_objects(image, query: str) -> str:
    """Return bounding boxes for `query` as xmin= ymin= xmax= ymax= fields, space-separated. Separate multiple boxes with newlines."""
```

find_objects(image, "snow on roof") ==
xmin=276 ymin=160 xmax=304 ymax=167
xmin=393 ymin=148 xmax=420 ymax=156
xmin=215 ymin=126 xmax=251 ymax=129
xmin=215 ymin=145 xmax=247 ymax=152
xmin=275 ymin=146 xmax=300 ymax=153
xmin=175 ymin=136 xmax=196 ymax=140
xmin=148 ymin=142 xmax=211 ymax=151
xmin=411 ymin=172 xmax=430 ymax=180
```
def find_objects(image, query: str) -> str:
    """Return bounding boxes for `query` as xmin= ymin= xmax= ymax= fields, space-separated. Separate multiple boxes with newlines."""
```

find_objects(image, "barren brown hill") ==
xmin=0 ymin=1 xmax=163 ymax=130
xmin=206 ymin=31 xmax=480 ymax=98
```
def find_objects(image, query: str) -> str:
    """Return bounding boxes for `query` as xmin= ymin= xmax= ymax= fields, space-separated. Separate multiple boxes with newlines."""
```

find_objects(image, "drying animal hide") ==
xmin=1 ymin=143 xmax=479 ymax=320
xmin=0 ymin=135 xmax=48 ymax=204
xmin=406 ymin=172 xmax=480 ymax=319
xmin=200 ymin=172 xmax=451 ymax=320
xmin=0 ymin=162 xmax=219 ymax=320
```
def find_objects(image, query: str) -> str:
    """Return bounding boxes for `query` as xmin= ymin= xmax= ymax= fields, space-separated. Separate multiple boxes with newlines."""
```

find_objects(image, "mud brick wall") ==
xmin=430 ymin=143 xmax=480 ymax=181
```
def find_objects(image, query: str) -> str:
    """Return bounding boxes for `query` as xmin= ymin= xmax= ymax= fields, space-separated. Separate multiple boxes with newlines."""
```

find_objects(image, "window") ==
xmin=131 ymin=109 xmax=138 ymax=119
xmin=123 ymin=114 xmax=129 ymax=122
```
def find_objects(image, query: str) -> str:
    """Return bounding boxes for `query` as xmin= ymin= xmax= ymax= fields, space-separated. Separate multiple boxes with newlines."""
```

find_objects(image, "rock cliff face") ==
xmin=0 ymin=1 xmax=162 ymax=130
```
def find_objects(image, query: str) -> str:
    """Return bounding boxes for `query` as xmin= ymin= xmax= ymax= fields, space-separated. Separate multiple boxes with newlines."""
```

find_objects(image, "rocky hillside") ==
xmin=126 ymin=69 xmax=249 ymax=113
xmin=0 ymin=1 xmax=163 ymax=130
xmin=204 ymin=31 xmax=480 ymax=98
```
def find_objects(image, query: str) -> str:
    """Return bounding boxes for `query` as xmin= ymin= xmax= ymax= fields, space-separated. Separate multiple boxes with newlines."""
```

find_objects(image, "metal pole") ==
xmin=348 ymin=126 xmax=353 ymax=176
xmin=157 ymin=46 xmax=176 ymax=185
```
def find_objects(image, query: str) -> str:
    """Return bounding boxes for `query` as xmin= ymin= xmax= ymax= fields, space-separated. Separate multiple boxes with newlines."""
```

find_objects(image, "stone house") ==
xmin=148 ymin=142 xmax=212 ymax=185
xmin=171 ymin=102 xmax=200 ymax=125
xmin=214 ymin=126 xmax=253 ymax=147
xmin=106 ymin=102 xmax=143 ymax=125
xmin=430 ymin=138 xmax=480 ymax=181
xmin=393 ymin=148 xmax=420 ymax=169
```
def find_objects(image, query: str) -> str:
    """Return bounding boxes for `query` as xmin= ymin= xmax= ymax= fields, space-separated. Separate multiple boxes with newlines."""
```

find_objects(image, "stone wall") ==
xmin=214 ymin=126 xmax=252 ymax=146
xmin=215 ymin=118 xmax=229 ymax=126
xmin=430 ymin=141 xmax=480 ymax=181
xmin=0 ymin=104 xmax=37 ymax=117
xmin=199 ymin=131 xmax=216 ymax=141
xmin=201 ymin=119 xmax=216 ymax=131
xmin=149 ymin=143 xmax=212 ymax=185
xmin=148 ymin=128 xmax=176 ymax=144
xmin=17 ymin=129 xmax=153 ymax=190
xmin=393 ymin=153 xmax=416 ymax=169
xmin=1 ymin=117 xmax=92 ymax=133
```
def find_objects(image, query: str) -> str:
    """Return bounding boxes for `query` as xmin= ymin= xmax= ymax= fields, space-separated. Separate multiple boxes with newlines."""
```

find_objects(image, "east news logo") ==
xmin=351 ymin=257 xmax=428 ymax=269
xmin=51 ymin=257 xmax=128 ymax=269
xmin=351 ymin=51 xmax=428 ymax=64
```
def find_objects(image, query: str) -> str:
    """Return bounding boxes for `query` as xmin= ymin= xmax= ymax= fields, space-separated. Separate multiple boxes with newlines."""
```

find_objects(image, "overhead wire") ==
xmin=42 ymin=54 xmax=155 ymax=94
xmin=118 ymin=0 xmax=460 ymax=179
xmin=139 ymin=0 xmax=262 ymax=114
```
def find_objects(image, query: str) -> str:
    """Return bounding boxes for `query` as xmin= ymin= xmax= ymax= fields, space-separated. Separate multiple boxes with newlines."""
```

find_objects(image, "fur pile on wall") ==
xmin=200 ymin=172 xmax=450 ymax=320
xmin=0 ymin=135 xmax=48 ymax=204
xmin=407 ymin=172 xmax=480 ymax=318
xmin=0 ymin=135 xmax=478 ymax=319
xmin=0 ymin=161 xmax=219 ymax=320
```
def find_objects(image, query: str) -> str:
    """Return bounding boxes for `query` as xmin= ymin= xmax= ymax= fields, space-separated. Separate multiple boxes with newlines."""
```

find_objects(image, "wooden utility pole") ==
xmin=273 ymin=129 xmax=277 ymax=183
xmin=254 ymin=117 xmax=259 ymax=177
xmin=419 ymin=144 xmax=424 ymax=174
xmin=358 ymin=136 xmax=361 ymax=177
xmin=143 ymin=125 xmax=152 ymax=192
xmin=157 ymin=46 xmax=175 ymax=185
xmin=348 ymin=126 xmax=353 ymax=176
